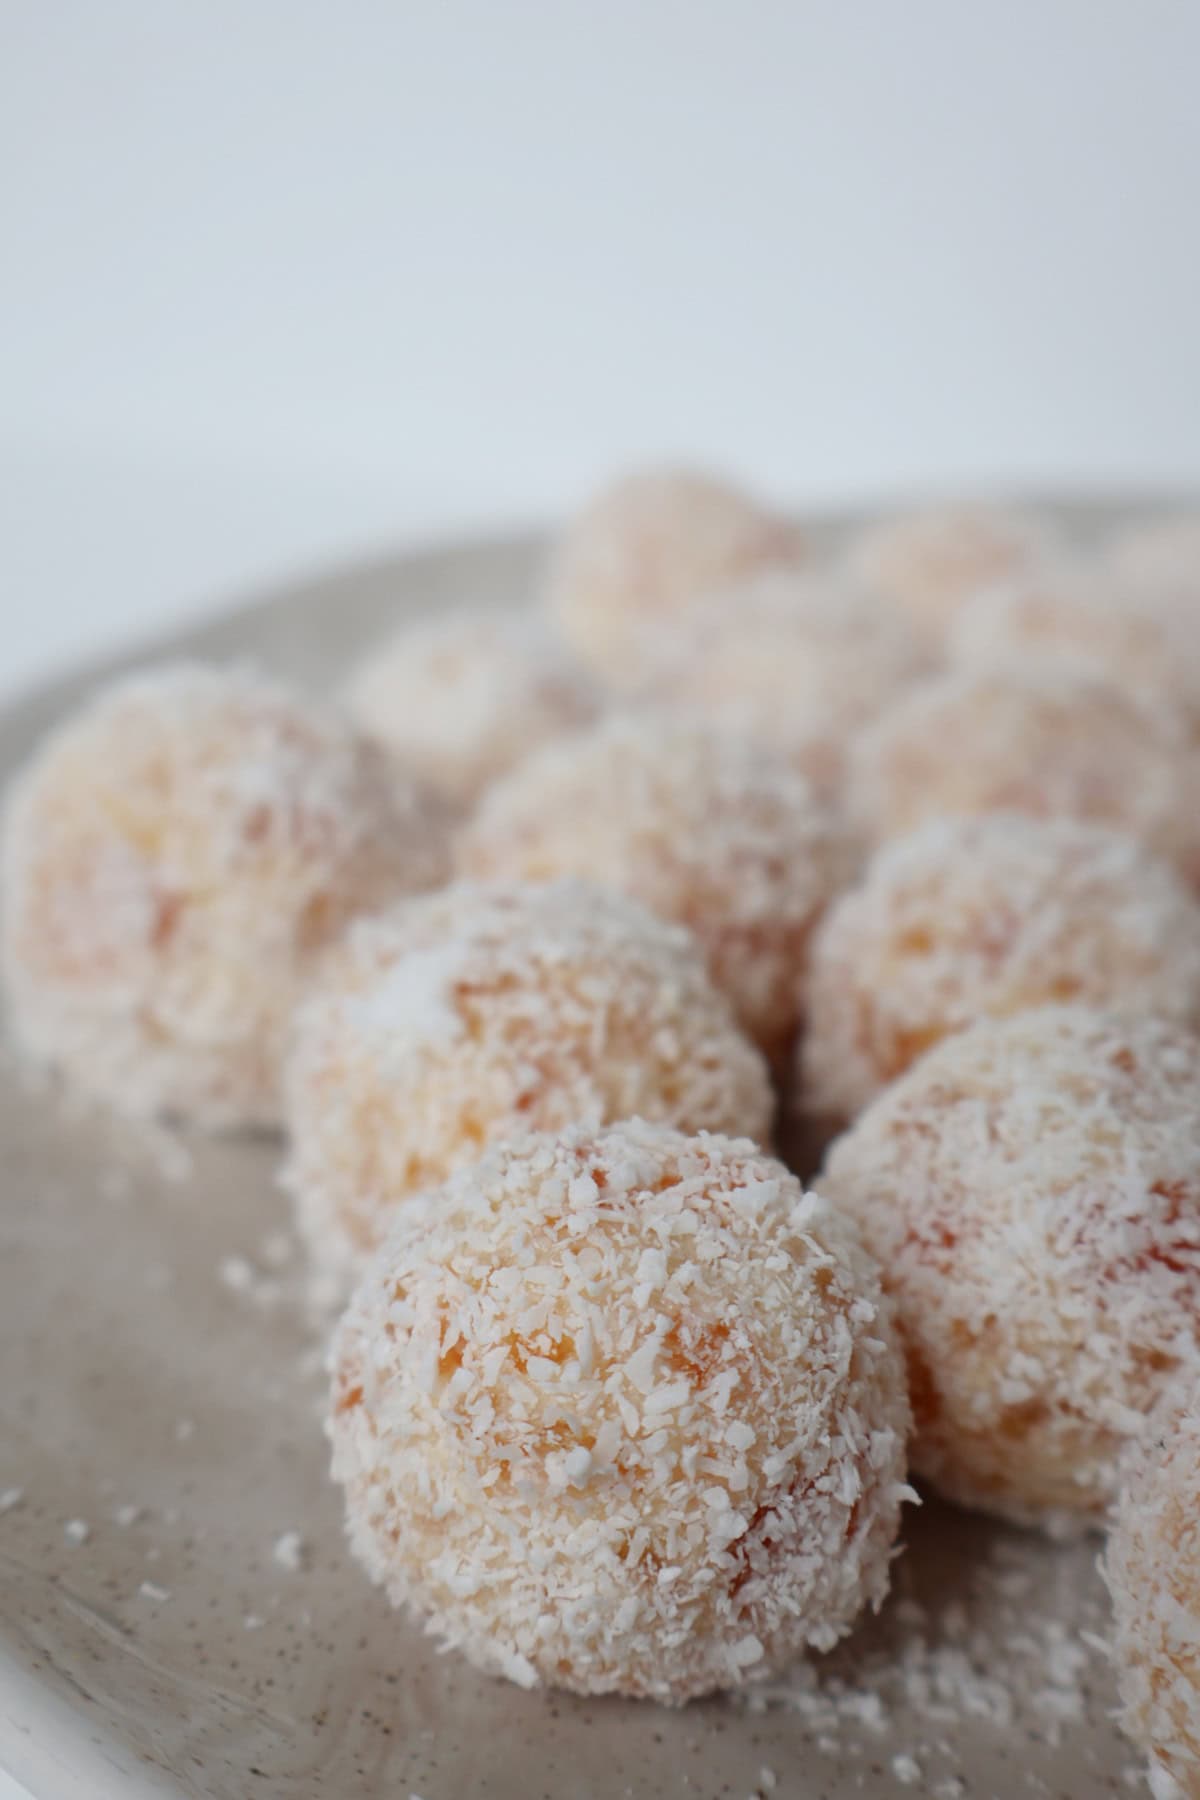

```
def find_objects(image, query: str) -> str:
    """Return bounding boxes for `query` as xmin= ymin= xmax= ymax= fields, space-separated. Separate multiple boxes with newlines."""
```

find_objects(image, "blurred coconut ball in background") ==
xmin=545 ymin=465 xmax=806 ymax=685
xmin=345 ymin=605 xmax=602 ymax=816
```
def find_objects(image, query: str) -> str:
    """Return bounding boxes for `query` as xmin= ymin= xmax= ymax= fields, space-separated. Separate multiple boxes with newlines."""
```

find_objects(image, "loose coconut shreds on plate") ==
xmin=845 ymin=502 xmax=1054 ymax=645
xmin=1105 ymin=1389 xmax=1200 ymax=1799
xmin=344 ymin=605 xmax=602 ymax=814
xmin=457 ymin=714 xmax=855 ymax=1068
xmin=636 ymin=566 xmax=933 ymax=797
xmin=284 ymin=879 xmax=774 ymax=1290
xmin=0 ymin=662 xmax=450 ymax=1129
xmin=849 ymin=665 xmax=1200 ymax=890
xmin=328 ymin=1120 xmax=913 ymax=1703
xmin=818 ymin=1006 xmax=1200 ymax=1531
xmin=545 ymin=465 xmax=806 ymax=684
xmin=800 ymin=813 xmax=1200 ymax=1124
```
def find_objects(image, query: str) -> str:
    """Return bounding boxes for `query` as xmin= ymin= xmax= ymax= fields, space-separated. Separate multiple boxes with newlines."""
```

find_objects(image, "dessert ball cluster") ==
xmin=329 ymin=1120 xmax=912 ymax=1702
xmin=547 ymin=466 xmax=805 ymax=683
xmin=802 ymin=812 xmax=1200 ymax=1123
xmin=285 ymin=879 xmax=773 ymax=1287
xmin=1105 ymin=1388 xmax=1200 ymax=1800
xmin=820 ymin=1007 xmax=1200 ymax=1532
xmin=639 ymin=566 xmax=931 ymax=795
xmin=345 ymin=605 xmax=601 ymax=814
xmin=9 ymin=474 xmax=1200 ymax=1738
xmin=1 ymin=663 xmax=446 ymax=1128
xmin=458 ymin=713 xmax=852 ymax=1065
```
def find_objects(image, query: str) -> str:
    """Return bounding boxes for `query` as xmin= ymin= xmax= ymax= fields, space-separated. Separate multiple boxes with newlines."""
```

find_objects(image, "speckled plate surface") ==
xmin=0 ymin=513 xmax=1160 ymax=1799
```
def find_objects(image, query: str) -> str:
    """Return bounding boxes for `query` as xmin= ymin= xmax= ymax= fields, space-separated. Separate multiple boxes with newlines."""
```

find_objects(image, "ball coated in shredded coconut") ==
xmin=850 ymin=666 xmax=1200 ymax=887
xmin=638 ymin=567 xmax=931 ymax=796
xmin=820 ymin=1006 xmax=1200 ymax=1531
xmin=847 ymin=502 xmax=1052 ymax=645
xmin=329 ymin=1119 xmax=913 ymax=1702
xmin=801 ymin=813 xmax=1200 ymax=1123
xmin=1 ymin=663 xmax=448 ymax=1127
xmin=546 ymin=466 xmax=805 ymax=684
xmin=949 ymin=559 xmax=1200 ymax=736
xmin=457 ymin=715 xmax=853 ymax=1066
xmin=1105 ymin=1388 xmax=1200 ymax=1800
xmin=344 ymin=605 xmax=602 ymax=814
xmin=285 ymin=879 xmax=774 ymax=1287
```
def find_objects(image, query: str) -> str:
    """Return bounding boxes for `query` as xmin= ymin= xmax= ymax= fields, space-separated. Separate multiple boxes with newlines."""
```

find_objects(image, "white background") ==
xmin=1 ymin=4 xmax=1198 ymax=1793
xmin=3 ymin=1 xmax=1200 ymax=708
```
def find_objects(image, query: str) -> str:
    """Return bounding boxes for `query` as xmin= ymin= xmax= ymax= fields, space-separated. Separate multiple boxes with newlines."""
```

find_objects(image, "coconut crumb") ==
xmin=63 ymin=1518 xmax=90 ymax=1546
xmin=0 ymin=1487 xmax=23 ymax=1513
xmin=218 ymin=1252 xmax=282 ymax=1309
xmin=138 ymin=1581 xmax=171 ymax=1602
xmin=273 ymin=1530 xmax=305 ymax=1572
xmin=113 ymin=1503 xmax=142 ymax=1527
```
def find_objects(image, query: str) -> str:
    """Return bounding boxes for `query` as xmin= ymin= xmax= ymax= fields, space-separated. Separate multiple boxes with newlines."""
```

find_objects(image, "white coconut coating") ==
xmin=851 ymin=666 xmax=1200 ymax=887
xmin=801 ymin=814 xmax=1200 ymax=1124
xmin=546 ymin=466 xmax=805 ymax=683
xmin=457 ymin=715 xmax=853 ymax=1066
xmin=950 ymin=558 xmax=1169 ymax=682
xmin=344 ymin=605 xmax=601 ymax=813
xmin=329 ymin=1119 xmax=913 ymax=1702
xmin=1105 ymin=1389 xmax=1200 ymax=1799
xmin=1 ymin=663 xmax=448 ymax=1128
xmin=847 ymin=502 xmax=1052 ymax=645
xmin=285 ymin=879 xmax=774 ymax=1287
xmin=638 ymin=567 xmax=932 ymax=796
xmin=820 ymin=1007 xmax=1200 ymax=1531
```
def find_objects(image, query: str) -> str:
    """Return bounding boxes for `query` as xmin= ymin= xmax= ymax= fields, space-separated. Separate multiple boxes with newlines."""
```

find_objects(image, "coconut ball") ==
xmin=457 ymin=715 xmax=853 ymax=1066
xmin=820 ymin=1006 xmax=1200 ymax=1531
xmin=546 ymin=466 xmax=805 ymax=683
xmin=344 ymin=605 xmax=601 ymax=814
xmin=1105 ymin=1388 xmax=1200 ymax=1800
xmin=949 ymin=559 xmax=1172 ymax=687
xmin=1 ymin=662 xmax=448 ymax=1128
xmin=329 ymin=1119 xmax=913 ymax=1702
xmin=851 ymin=666 xmax=1200 ymax=887
xmin=639 ymin=567 xmax=932 ymax=796
xmin=801 ymin=814 xmax=1200 ymax=1124
xmin=285 ymin=879 xmax=774 ymax=1287
xmin=847 ymin=502 xmax=1052 ymax=645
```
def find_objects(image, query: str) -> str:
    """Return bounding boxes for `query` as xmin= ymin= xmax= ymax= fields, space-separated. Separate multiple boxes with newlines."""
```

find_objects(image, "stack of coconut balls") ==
xmin=4 ymin=471 xmax=1200 ymax=1784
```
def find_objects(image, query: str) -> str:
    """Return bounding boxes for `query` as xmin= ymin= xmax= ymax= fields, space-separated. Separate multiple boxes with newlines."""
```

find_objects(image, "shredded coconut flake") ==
xmin=273 ymin=1530 xmax=305 ymax=1572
